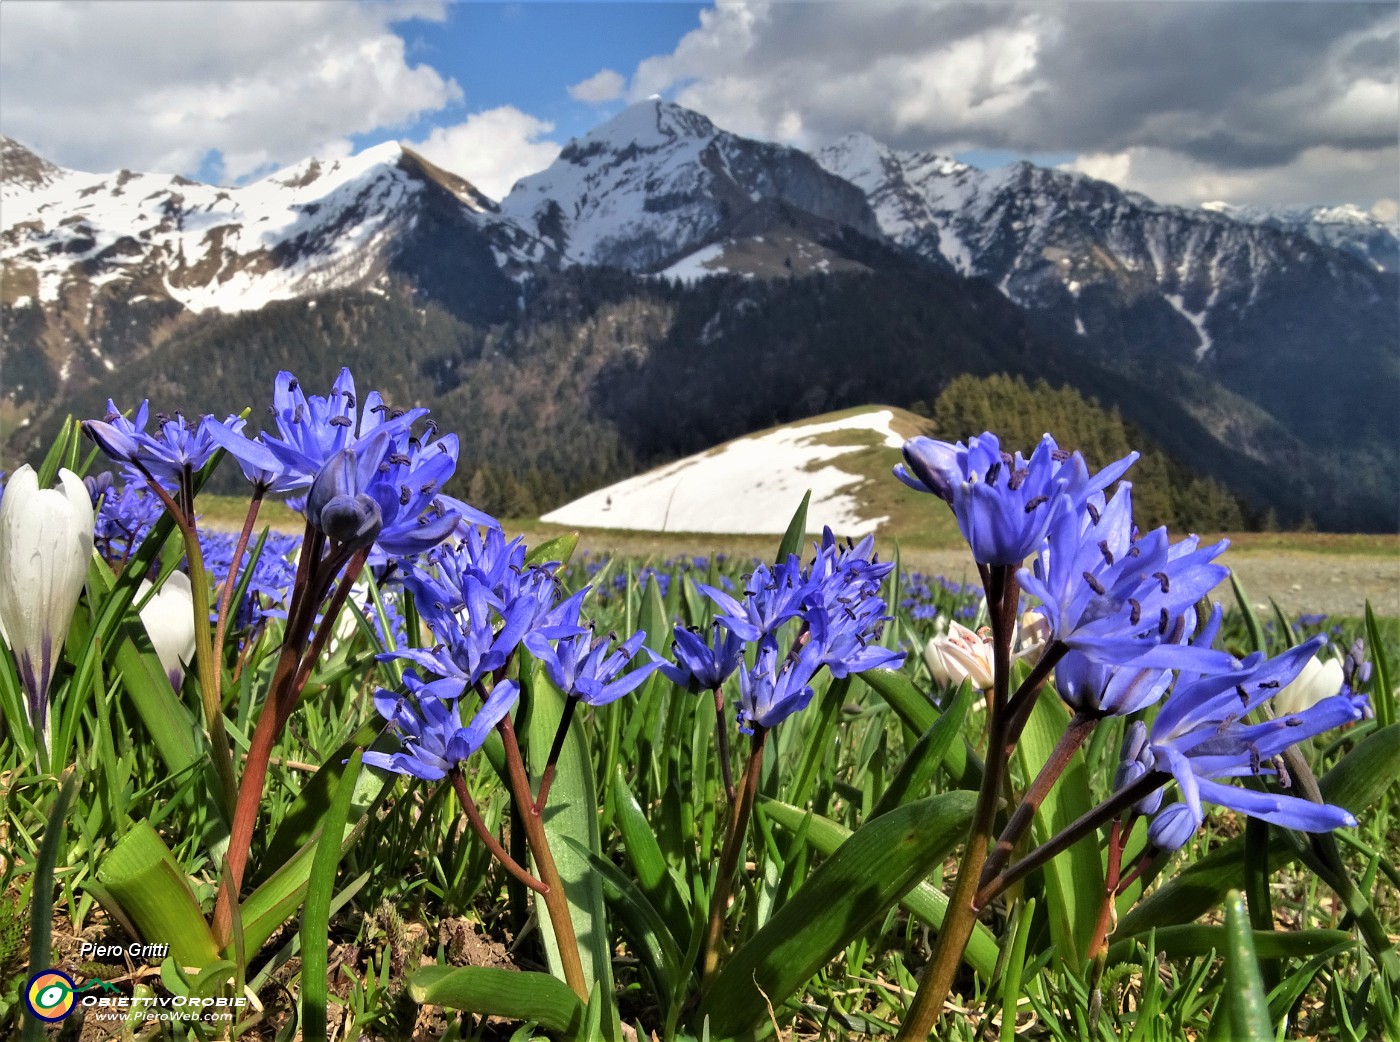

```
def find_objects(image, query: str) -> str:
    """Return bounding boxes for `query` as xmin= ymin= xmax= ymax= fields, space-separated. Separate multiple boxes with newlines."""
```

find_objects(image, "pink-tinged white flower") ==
xmin=0 ymin=466 xmax=95 ymax=753
xmin=924 ymin=621 xmax=996 ymax=692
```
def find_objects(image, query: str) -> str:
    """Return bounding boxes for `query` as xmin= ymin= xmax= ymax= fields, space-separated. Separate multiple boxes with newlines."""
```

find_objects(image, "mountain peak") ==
xmin=573 ymin=98 xmax=718 ymax=155
xmin=1 ymin=134 xmax=64 ymax=190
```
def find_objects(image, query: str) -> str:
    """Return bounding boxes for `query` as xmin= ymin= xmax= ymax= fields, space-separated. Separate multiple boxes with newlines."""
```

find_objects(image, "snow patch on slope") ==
xmin=541 ymin=409 xmax=907 ymax=535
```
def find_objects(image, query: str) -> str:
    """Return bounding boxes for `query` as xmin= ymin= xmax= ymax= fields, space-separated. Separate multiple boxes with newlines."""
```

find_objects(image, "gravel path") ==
xmin=897 ymin=547 xmax=1400 ymax=620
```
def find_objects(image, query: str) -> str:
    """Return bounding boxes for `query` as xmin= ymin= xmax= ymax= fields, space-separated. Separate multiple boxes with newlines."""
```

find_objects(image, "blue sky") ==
xmin=1 ymin=2 xmax=1395 ymax=213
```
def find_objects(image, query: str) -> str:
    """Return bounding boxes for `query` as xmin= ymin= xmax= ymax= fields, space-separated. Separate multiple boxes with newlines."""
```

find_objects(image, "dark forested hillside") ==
xmin=17 ymin=265 xmax=1393 ymax=530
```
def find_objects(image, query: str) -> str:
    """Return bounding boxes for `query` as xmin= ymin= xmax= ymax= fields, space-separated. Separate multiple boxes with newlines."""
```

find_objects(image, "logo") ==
xmin=24 ymin=970 xmax=77 ymax=1022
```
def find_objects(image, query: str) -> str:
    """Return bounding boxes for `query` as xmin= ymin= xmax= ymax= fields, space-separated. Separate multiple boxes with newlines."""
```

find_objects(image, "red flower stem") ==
xmin=449 ymin=769 xmax=547 ymax=895
xmin=1114 ymin=848 xmax=1156 ymax=897
xmin=213 ymin=523 xmax=324 ymax=947
xmin=980 ymin=708 xmax=1098 ymax=888
xmin=497 ymin=712 xmax=589 ymax=1002
xmin=1086 ymin=818 xmax=1127 ymax=960
xmin=713 ymin=686 xmax=736 ymax=801
xmin=896 ymin=564 xmax=1016 ymax=1040
xmin=212 ymin=489 xmax=265 ymax=695
xmin=533 ymin=695 xmax=579 ymax=814
xmin=282 ymin=548 xmax=370 ymax=730
xmin=976 ymin=770 xmax=1168 ymax=909
xmin=700 ymin=725 xmax=768 ymax=990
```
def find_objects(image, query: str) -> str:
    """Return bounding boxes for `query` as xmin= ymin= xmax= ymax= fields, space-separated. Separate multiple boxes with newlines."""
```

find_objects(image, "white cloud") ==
xmin=1061 ymin=144 xmax=1400 ymax=210
xmin=621 ymin=0 xmax=1399 ymax=208
xmin=0 ymin=0 xmax=459 ymax=181
xmin=405 ymin=107 xmax=560 ymax=201
xmin=569 ymin=69 xmax=627 ymax=104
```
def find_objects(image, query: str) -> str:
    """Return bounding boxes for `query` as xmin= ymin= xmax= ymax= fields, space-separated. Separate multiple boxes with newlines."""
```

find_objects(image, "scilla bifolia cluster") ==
xmin=891 ymin=432 xmax=1364 ymax=1039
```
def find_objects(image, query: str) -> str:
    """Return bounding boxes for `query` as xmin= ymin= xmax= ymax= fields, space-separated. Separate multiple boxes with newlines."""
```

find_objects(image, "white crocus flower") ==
xmin=1272 ymin=655 xmax=1345 ymax=718
xmin=138 ymin=572 xmax=197 ymax=690
xmin=0 ymin=465 xmax=95 ymax=751
xmin=924 ymin=621 xmax=997 ymax=692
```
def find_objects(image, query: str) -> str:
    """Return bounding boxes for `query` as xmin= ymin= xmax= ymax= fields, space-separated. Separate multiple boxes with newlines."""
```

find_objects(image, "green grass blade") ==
xmin=698 ymin=790 xmax=975 ymax=1036
xmin=407 ymin=966 xmax=584 ymax=1034
xmin=300 ymin=749 xmax=362 ymax=1042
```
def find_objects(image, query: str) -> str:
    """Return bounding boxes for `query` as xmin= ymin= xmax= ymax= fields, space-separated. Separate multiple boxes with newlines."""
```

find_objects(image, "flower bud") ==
xmin=0 ymin=465 xmax=95 ymax=750
xmin=1271 ymin=655 xmax=1344 ymax=718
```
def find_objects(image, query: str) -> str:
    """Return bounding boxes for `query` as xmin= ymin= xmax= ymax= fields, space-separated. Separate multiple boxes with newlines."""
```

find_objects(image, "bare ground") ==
xmin=894 ymin=546 xmax=1400 ymax=620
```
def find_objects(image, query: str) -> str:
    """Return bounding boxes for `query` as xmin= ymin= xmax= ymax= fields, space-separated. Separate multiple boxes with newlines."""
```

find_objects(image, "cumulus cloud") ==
xmin=569 ymin=69 xmax=627 ymax=103
xmin=625 ymin=0 xmax=1399 ymax=207
xmin=405 ymin=107 xmax=561 ymax=200
xmin=0 ymin=0 xmax=459 ymax=180
xmin=1062 ymin=144 xmax=1400 ymax=212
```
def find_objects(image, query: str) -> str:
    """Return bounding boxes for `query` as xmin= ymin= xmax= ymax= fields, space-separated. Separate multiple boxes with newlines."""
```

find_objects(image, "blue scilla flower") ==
xmin=395 ymin=534 xmax=587 ymax=696
xmin=204 ymin=369 xmax=423 ymax=494
xmin=525 ymin=627 xmax=661 ymax=706
xmin=1137 ymin=636 xmax=1366 ymax=850
xmin=736 ymin=641 xmax=823 ymax=733
xmin=698 ymin=558 xmax=810 ymax=643
xmin=92 ymin=477 xmax=163 ymax=565
xmin=362 ymin=671 xmax=518 ymax=780
xmin=658 ymin=621 xmax=747 ymax=691
xmin=1019 ymin=485 xmax=1233 ymax=671
xmin=84 ymin=400 xmax=246 ymax=489
xmin=896 ymin=431 xmax=1138 ymax=566
xmin=200 ymin=530 xmax=299 ymax=628
xmin=1056 ymin=603 xmax=1224 ymax=717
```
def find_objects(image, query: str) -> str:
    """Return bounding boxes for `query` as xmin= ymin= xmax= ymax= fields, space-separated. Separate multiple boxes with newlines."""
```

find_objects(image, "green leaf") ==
xmin=612 ymin=765 xmax=690 ymax=943
xmin=1222 ymin=891 xmax=1274 ymax=1042
xmin=527 ymin=532 xmax=580 ymax=569
xmin=775 ymin=491 xmax=811 ymax=564
xmin=1107 ymin=925 xmax=1352 ymax=963
xmin=256 ymin=721 xmax=383 ymax=883
xmin=1365 ymin=603 xmax=1394 ymax=729
xmin=1119 ymin=723 xmax=1400 ymax=937
xmin=697 ymin=790 xmax=975 ymax=1036
xmin=1230 ymin=573 xmax=1268 ymax=654
xmin=1013 ymin=687 xmax=1102 ymax=969
xmin=23 ymin=769 xmax=80 ymax=1042
xmin=408 ymin=966 xmax=584 ymax=1035
xmin=759 ymin=796 xmax=998 ymax=978
xmin=859 ymin=668 xmax=982 ymax=788
xmin=872 ymin=682 xmax=974 ymax=819
xmin=526 ymin=667 xmax=614 ymax=998
xmin=93 ymin=820 xmax=221 ymax=970
xmin=568 ymin=839 xmax=685 ymax=1006
xmin=300 ymin=750 xmax=362 ymax=1042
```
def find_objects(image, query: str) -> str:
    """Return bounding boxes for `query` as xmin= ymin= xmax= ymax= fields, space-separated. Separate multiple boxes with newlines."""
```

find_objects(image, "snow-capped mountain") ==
xmin=816 ymin=133 xmax=1388 ymax=361
xmin=1201 ymin=201 xmax=1399 ymax=273
xmin=1 ymin=134 xmax=524 ymax=402
xmin=498 ymin=99 xmax=885 ymax=276
xmin=0 ymin=135 xmax=524 ymax=314
xmin=3 ymin=101 xmax=1395 ymax=529
xmin=814 ymin=132 xmax=1397 ymax=456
